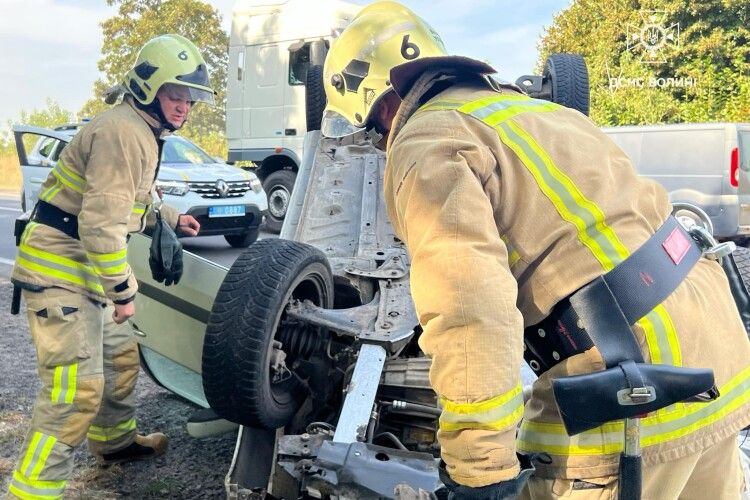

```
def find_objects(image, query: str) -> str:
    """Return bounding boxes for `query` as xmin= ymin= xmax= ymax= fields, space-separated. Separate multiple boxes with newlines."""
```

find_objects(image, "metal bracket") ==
xmin=333 ymin=343 xmax=387 ymax=444
xmin=345 ymin=252 xmax=408 ymax=279
xmin=308 ymin=441 xmax=441 ymax=498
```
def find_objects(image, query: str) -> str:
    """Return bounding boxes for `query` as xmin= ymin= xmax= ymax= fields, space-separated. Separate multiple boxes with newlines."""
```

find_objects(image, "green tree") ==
xmin=80 ymin=0 xmax=228 ymax=151
xmin=4 ymin=99 xmax=75 ymax=153
xmin=538 ymin=0 xmax=750 ymax=125
xmin=9 ymin=98 xmax=74 ymax=130
xmin=0 ymin=99 xmax=74 ymax=190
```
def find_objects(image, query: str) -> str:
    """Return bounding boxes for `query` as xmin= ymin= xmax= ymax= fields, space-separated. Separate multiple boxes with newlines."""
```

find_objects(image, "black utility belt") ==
xmin=524 ymin=215 xmax=703 ymax=375
xmin=31 ymin=201 xmax=80 ymax=240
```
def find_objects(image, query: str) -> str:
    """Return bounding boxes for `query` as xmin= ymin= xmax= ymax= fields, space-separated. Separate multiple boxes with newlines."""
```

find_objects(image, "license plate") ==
xmin=208 ymin=205 xmax=246 ymax=218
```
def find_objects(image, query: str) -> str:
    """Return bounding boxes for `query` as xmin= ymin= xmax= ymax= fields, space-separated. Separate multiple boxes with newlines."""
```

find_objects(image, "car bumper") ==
xmin=186 ymin=205 xmax=265 ymax=236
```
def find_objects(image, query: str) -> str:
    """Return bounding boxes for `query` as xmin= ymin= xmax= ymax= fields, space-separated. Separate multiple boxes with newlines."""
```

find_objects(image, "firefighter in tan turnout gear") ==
xmin=8 ymin=34 xmax=212 ymax=499
xmin=323 ymin=2 xmax=750 ymax=498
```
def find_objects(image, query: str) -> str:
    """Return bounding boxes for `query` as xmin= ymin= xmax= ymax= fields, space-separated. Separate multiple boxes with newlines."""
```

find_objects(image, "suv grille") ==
xmin=188 ymin=180 xmax=251 ymax=199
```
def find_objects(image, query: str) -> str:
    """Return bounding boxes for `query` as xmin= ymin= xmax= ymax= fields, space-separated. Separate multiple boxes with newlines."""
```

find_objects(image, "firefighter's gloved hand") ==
xmin=438 ymin=453 xmax=542 ymax=500
xmin=149 ymin=211 xmax=183 ymax=286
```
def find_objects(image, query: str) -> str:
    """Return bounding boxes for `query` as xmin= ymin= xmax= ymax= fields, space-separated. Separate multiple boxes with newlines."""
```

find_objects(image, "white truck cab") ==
xmin=227 ymin=0 xmax=361 ymax=232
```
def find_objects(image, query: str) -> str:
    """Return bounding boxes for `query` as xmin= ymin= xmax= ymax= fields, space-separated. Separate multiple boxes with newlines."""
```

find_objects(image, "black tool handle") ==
xmin=618 ymin=453 xmax=642 ymax=500
xmin=10 ymin=285 xmax=21 ymax=315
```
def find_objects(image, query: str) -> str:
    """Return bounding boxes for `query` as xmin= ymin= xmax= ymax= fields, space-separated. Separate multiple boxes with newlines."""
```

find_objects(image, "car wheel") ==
xmin=263 ymin=169 xmax=296 ymax=234
xmin=202 ymin=238 xmax=334 ymax=428
xmin=305 ymin=65 xmax=326 ymax=132
xmin=223 ymin=227 xmax=259 ymax=248
xmin=544 ymin=53 xmax=590 ymax=116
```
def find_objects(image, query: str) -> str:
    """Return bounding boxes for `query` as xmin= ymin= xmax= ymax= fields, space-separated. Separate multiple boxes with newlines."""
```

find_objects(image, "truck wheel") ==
xmin=223 ymin=227 xmax=259 ymax=248
xmin=306 ymin=65 xmax=326 ymax=132
xmin=202 ymin=238 xmax=334 ymax=428
xmin=544 ymin=54 xmax=589 ymax=116
xmin=263 ymin=169 xmax=296 ymax=234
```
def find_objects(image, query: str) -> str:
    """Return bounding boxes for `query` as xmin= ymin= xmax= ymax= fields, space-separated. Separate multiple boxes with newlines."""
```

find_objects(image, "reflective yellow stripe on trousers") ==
xmin=87 ymin=418 xmax=137 ymax=442
xmin=10 ymin=432 xmax=65 ymax=499
xmin=50 ymin=363 xmax=77 ymax=404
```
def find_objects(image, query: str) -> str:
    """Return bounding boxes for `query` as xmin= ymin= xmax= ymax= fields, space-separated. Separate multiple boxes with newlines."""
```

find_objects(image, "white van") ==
xmin=227 ymin=0 xmax=361 ymax=232
xmin=602 ymin=123 xmax=750 ymax=242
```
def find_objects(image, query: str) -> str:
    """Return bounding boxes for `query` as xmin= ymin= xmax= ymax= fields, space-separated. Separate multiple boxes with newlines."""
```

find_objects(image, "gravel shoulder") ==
xmin=0 ymin=278 xmax=236 ymax=499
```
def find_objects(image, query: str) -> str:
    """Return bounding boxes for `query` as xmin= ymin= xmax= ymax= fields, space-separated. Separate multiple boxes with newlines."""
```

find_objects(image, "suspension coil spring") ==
xmin=278 ymin=321 xmax=325 ymax=358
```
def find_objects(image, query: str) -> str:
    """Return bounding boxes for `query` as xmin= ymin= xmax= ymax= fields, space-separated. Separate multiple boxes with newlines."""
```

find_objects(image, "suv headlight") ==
xmin=249 ymin=174 xmax=263 ymax=194
xmin=157 ymin=181 xmax=190 ymax=196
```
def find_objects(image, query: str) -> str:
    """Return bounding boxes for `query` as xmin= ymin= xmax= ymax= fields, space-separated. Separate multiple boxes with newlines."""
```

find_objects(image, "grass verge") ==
xmin=0 ymin=155 xmax=21 ymax=192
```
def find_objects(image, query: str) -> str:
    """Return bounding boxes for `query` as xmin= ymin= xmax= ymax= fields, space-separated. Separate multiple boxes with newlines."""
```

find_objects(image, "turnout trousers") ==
xmin=8 ymin=287 xmax=140 ymax=500
xmin=521 ymin=433 xmax=745 ymax=500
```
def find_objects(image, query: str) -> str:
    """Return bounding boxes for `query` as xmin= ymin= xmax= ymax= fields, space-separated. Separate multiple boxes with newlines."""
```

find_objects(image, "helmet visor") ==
xmin=321 ymin=110 xmax=364 ymax=138
xmin=160 ymin=82 xmax=215 ymax=106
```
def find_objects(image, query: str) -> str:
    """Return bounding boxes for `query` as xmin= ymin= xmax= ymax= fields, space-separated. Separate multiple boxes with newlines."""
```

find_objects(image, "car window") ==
xmin=38 ymin=138 xmax=57 ymax=158
xmin=48 ymin=140 xmax=68 ymax=162
xmin=161 ymin=137 xmax=215 ymax=165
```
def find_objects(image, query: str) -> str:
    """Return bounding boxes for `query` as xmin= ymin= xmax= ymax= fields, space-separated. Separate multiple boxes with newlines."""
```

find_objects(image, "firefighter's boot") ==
xmin=97 ymin=432 xmax=168 ymax=465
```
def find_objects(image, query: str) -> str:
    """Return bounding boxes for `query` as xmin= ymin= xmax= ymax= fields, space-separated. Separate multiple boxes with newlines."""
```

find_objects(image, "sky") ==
xmin=0 ymin=0 xmax=570 ymax=129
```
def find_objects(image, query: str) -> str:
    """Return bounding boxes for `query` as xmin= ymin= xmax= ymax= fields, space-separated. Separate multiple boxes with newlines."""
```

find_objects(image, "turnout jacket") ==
xmin=13 ymin=96 xmax=179 ymax=303
xmin=383 ymin=76 xmax=750 ymax=486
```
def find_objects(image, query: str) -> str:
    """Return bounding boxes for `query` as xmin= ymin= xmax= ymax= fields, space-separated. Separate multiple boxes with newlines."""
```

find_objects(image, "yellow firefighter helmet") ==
xmin=124 ymin=34 xmax=215 ymax=106
xmin=321 ymin=1 xmax=448 ymax=137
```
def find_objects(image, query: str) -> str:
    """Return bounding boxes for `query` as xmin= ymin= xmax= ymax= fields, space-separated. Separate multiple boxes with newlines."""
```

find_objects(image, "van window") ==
xmin=739 ymin=131 xmax=750 ymax=172
xmin=289 ymin=43 xmax=311 ymax=86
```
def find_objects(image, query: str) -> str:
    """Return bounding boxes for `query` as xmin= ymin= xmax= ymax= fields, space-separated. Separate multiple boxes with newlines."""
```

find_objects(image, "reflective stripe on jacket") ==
xmin=13 ymin=96 xmax=179 ymax=302
xmin=384 ymin=78 xmax=750 ymax=485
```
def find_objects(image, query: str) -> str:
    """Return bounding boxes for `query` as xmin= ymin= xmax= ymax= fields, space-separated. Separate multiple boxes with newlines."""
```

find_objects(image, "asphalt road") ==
xmin=0 ymin=195 xmax=22 ymax=274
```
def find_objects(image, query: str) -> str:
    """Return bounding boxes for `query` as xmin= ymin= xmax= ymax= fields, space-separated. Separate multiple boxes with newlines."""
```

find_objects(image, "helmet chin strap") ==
xmin=135 ymin=97 xmax=180 ymax=132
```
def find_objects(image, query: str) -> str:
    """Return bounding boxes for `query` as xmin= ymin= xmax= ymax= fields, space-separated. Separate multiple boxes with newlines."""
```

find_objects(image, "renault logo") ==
xmin=216 ymin=179 xmax=229 ymax=197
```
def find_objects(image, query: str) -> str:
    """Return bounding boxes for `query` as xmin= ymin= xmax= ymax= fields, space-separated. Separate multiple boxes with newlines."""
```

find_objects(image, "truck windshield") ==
xmin=161 ymin=136 xmax=215 ymax=165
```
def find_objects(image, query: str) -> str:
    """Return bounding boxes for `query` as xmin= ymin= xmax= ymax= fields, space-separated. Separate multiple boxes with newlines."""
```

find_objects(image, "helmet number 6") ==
xmin=401 ymin=35 xmax=420 ymax=60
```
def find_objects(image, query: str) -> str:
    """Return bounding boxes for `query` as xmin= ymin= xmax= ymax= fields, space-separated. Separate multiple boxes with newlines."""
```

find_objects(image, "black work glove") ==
xmin=438 ymin=453 xmax=544 ymax=500
xmin=149 ymin=210 xmax=183 ymax=286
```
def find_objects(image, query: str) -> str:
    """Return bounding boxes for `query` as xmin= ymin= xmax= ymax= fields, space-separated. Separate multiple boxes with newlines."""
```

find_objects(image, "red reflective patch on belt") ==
xmin=662 ymin=227 xmax=690 ymax=265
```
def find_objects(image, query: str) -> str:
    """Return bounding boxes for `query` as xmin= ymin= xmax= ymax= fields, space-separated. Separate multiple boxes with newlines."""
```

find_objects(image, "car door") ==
xmin=13 ymin=125 xmax=72 ymax=211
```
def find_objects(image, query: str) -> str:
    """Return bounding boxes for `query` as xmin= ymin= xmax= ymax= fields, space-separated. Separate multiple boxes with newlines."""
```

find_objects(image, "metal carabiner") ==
xmin=688 ymin=226 xmax=736 ymax=260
